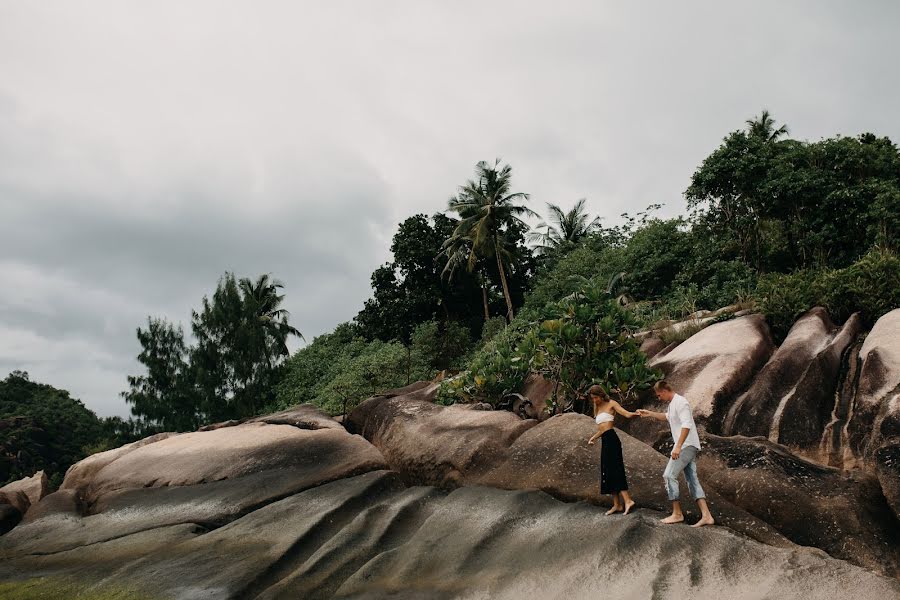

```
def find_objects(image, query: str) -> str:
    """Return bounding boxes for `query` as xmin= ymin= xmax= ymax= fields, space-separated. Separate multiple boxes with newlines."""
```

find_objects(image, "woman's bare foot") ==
xmin=623 ymin=500 xmax=635 ymax=515
xmin=660 ymin=514 xmax=684 ymax=524
xmin=691 ymin=516 xmax=715 ymax=528
xmin=605 ymin=505 xmax=623 ymax=515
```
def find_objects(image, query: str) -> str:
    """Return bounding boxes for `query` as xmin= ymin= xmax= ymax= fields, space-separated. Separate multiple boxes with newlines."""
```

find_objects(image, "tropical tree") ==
xmin=528 ymin=198 xmax=601 ymax=254
xmin=122 ymin=317 xmax=199 ymax=431
xmin=239 ymin=274 xmax=303 ymax=366
xmin=746 ymin=109 xmax=789 ymax=142
xmin=445 ymin=159 xmax=536 ymax=322
xmin=191 ymin=273 xmax=302 ymax=421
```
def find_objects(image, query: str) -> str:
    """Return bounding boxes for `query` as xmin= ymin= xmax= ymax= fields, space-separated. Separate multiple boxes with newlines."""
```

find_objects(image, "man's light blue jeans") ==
xmin=663 ymin=445 xmax=705 ymax=501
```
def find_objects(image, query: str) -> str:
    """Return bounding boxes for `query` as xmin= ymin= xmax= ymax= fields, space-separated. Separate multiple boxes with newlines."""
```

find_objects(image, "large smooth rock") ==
xmin=844 ymin=309 xmax=900 ymax=518
xmin=514 ymin=373 xmax=563 ymax=420
xmin=347 ymin=394 xmax=788 ymax=548
xmin=0 ymin=471 xmax=49 ymax=514
xmin=653 ymin=433 xmax=900 ymax=578
xmin=2 ymin=405 xmax=387 ymax=556
xmin=648 ymin=314 xmax=775 ymax=430
xmin=723 ymin=308 xmax=862 ymax=450
xmin=847 ymin=309 xmax=900 ymax=460
xmin=61 ymin=432 xmax=179 ymax=494
xmin=1 ymin=471 xmax=896 ymax=600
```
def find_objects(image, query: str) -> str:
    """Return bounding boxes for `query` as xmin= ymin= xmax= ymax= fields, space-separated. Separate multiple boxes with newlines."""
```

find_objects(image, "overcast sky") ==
xmin=1 ymin=1 xmax=898 ymax=417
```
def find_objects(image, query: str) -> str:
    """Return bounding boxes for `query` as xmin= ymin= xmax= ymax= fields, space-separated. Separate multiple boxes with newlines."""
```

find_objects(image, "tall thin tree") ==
xmin=444 ymin=159 xmax=536 ymax=321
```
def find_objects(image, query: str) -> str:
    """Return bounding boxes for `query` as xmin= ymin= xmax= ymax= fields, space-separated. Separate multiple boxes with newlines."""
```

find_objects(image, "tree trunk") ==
xmin=495 ymin=250 xmax=515 ymax=322
xmin=481 ymin=283 xmax=490 ymax=321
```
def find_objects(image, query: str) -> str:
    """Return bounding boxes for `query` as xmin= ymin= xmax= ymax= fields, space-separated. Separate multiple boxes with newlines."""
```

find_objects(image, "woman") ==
xmin=586 ymin=384 xmax=637 ymax=515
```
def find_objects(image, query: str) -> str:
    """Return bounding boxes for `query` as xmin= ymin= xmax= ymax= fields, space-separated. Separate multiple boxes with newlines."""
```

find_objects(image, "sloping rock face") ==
xmin=652 ymin=432 xmax=900 ymax=577
xmin=347 ymin=394 xmax=787 ymax=547
xmin=0 ymin=470 xmax=49 ymax=514
xmin=723 ymin=308 xmax=863 ymax=450
xmin=1 ymin=405 xmax=387 ymax=558
xmin=0 ymin=470 xmax=896 ymax=600
xmin=647 ymin=314 xmax=775 ymax=431
xmin=845 ymin=308 xmax=900 ymax=517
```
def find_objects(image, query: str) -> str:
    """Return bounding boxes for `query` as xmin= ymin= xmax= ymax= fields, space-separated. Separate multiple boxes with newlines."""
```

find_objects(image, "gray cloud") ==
xmin=1 ymin=1 xmax=898 ymax=416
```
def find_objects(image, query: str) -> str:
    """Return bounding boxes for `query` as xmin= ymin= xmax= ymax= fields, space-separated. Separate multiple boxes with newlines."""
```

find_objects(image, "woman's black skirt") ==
xmin=599 ymin=429 xmax=628 ymax=493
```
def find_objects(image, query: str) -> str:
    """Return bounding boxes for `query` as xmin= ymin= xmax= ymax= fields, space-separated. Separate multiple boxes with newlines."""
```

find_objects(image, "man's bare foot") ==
xmin=691 ymin=516 xmax=715 ymax=528
xmin=606 ymin=506 xmax=622 ymax=515
xmin=623 ymin=500 xmax=635 ymax=515
xmin=660 ymin=514 xmax=684 ymax=524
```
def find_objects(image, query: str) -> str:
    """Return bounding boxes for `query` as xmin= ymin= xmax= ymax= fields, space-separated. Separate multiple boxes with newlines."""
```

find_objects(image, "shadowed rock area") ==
xmin=1 ymin=470 xmax=896 ymax=600
xmin=652 ymin=432 xmax=900 ymax=577
xmin=647 ymin=314 xmax=775 ymax=431
xmin=2 ymin=308 xmax=900 ymax=597
xmin=347 ymin=393 xmax=788 ymax=547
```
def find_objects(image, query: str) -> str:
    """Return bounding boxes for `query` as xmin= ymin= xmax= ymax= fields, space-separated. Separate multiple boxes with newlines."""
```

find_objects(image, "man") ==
xmin=636 ymin=381 xmax=714 ymax=527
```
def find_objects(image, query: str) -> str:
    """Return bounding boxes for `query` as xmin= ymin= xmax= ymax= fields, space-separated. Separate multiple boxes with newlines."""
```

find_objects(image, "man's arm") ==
xmin=672 ymin=427 xmax=690 ymax=459
xmin=636 ymin=409 xmax=667 ymax=421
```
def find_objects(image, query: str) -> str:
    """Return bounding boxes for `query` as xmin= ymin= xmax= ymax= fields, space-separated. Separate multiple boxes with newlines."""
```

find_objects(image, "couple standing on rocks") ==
xmin=587 ymin=380 xmax=716 ymax=527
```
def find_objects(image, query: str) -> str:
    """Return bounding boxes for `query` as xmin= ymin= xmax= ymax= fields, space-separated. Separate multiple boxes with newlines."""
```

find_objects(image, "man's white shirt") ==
xmin=666 ymin=393 xmax=702 ymax=450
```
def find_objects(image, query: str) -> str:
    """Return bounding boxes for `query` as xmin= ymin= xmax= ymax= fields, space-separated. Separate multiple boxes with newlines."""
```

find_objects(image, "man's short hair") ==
xmin=654 ymin=380 xmax=673 ymax=392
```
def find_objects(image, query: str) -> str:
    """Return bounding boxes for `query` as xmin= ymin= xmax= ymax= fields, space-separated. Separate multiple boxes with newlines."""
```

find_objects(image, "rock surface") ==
xmin=653 ymin=432 xmax=900 ymax=577
xmin=0 ymin=471 xmax=49 ymax=514
xmin=0 ymin=470 xmax=896 ymax=600
xmin=2 ymin=405 xmax=387 ymax=559
xmin=647 ymin=314 xmax=775 ymax=430
xmin=843 ymin=309 xmax=900 ymax=518
xmin=347 ymin=393 xmax=788 ymax=547
xmin=723 ymin=308 xmax=862 ymax=449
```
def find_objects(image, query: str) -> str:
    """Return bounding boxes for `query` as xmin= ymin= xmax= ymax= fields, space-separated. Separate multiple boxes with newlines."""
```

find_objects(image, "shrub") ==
xmin=441 ymin=278 xmax=660 ymax=410
xmin=755 ymin=248 xmax=900 ymax=338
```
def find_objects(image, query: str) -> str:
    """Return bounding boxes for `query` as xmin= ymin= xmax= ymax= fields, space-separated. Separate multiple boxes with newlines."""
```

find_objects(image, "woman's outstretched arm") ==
xmin=611 ymin=400 xmax=636 ymax=419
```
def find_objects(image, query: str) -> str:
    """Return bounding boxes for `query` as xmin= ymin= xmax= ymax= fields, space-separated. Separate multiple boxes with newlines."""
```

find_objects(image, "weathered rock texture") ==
xmin=845 ymin=308 xmax=900 ymax=519
xmin=1 ymin=470 xmax=896 ymax=600
xmin=723 ymin=308 xmax=863 ymax=450
xmin=646 ymin=314 xmax=775 ymax=431
xmin=0 ymin=471 xmax=49 ymax=514
xmin=347 ymin=393 xmax=787 ymax=547
xmin=653 ymin=432 xmax=900 ymax=577
xmin=2 ymin=407 xmax=387 ymax=559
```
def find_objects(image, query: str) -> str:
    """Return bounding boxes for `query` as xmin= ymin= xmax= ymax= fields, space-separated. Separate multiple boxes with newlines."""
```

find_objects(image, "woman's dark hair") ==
xmin=588 ymin=384 xmax=607 ymax=399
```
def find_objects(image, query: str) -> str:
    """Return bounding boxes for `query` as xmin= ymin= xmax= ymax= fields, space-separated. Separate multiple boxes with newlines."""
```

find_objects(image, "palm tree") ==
xmin=527 ymin=198 xmax=600 ymax=254
xmin=445 ymin=159 xmax=536 ymax=322
xmin=239 ymin=274 xmax=303 ymax=364
xmin=440 ymin=234 xmax=491 ymax=321
xmin=746 ymin=109 xmax=789 ymax=142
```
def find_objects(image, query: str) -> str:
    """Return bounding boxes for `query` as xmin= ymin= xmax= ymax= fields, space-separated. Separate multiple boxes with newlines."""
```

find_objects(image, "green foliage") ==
xmin=0 ymin=577 xmax=156 ymax=600
xmin=191 ymin=273 xmax=300 ymax=422
xmin=527 ymin=198 xmax=601 ymax=255
xmin=478 ymin=316 xmax=508 ymax=345
xmin=409 ymin=320 xmax=472 ymax=374
xmin=356 ymin=214 xmax=487 ymax=343
xmin=122 ymin=318 xmax=198 ymax=432
xmin=523 ymin=244 xmax=627 ymax=315
xmin=318 ymin=340 xmax=415 ymax=416
xmin=688 ymin=112 xmax=900 ymax=271
xmin=442 ymin=279 xmax=659 ymax=410
xmin=273 ymin=321 xmax=448 ymax=416
xmin=444 ymin=159 xmax=537 ymax=321
xmin=123 ymin=272 xmax=302 ymax=428
xmin=0 ymin=371 xmax=104 ymax=485
xmin=755 ymin=248 xmax=900 ymax=338
xmin=274 ymin=322 xmax=361 ymax=409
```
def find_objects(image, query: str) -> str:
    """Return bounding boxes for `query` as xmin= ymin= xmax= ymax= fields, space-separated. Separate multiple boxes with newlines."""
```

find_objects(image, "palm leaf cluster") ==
xmin=527 ymin=198 xmax=601 ymax=255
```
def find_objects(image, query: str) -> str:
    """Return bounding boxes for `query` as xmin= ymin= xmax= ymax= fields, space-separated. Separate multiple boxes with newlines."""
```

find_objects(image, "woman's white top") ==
xmin=595 ymin=412 xmax=615 ymax=424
